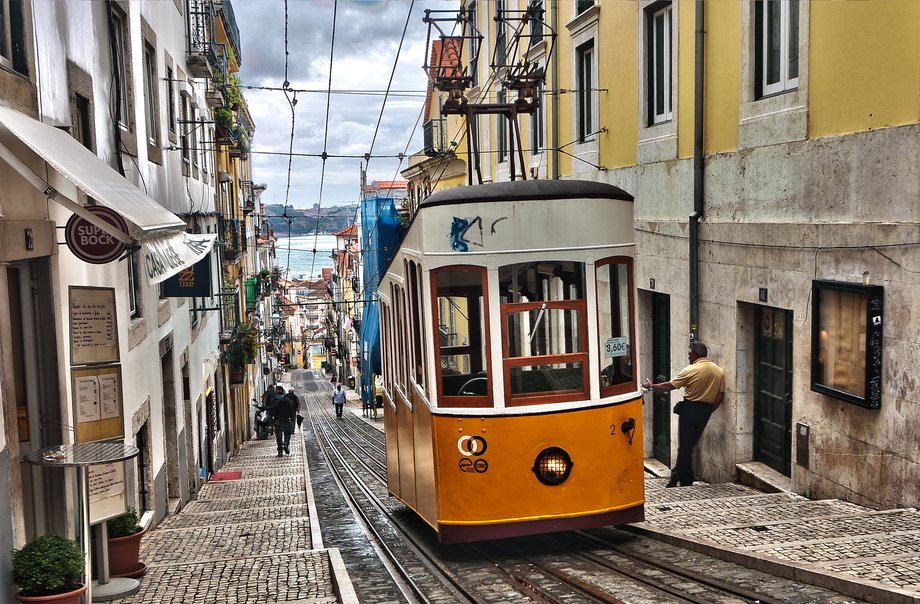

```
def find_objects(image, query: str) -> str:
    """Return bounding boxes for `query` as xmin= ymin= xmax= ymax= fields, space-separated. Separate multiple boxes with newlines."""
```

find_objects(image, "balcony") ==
xmin=187 ymin=0 xmax=217 ymax=78
xmin=215 ymin=0 xmax=243 ymax=68
xmin=423 ymin=118 xmax=446 ymax=156
xmin=241 ymin=180 xmax=256 ymax=213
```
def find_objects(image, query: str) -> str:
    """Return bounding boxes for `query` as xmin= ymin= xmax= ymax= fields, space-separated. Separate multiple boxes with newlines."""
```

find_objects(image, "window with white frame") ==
xmin=190 ymin=104 xmax=199 ymax=171
xmin=180 ymin=93 xmax=191 ymax=174
xmin=647 ymin=2 xmax=673 ymax=124
xmin=576 ymin=40 xmax=595 ymax=142
xmin=128 ymin=254 xmax=141 ymax=319
xmin=756 ymin=0 xmax=799 ymax=98
xmin=495 ymin=0 xmax=506 ymax=66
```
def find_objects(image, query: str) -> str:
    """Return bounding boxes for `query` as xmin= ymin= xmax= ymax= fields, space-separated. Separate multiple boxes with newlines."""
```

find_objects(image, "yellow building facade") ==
xmin=439 ymin=0 xmax=920 ymax=510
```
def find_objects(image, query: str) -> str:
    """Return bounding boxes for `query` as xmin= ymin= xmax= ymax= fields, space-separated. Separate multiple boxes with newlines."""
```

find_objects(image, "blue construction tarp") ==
xmin=359 ymin=197 xmax=400 ymax=404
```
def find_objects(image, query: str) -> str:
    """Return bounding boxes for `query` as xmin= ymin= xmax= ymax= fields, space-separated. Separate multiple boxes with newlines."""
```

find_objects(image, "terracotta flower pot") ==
xmin=16 ymin=584 xmax=87 ymax=604
xmin=107 ymin=527 xmax=146 ymax=577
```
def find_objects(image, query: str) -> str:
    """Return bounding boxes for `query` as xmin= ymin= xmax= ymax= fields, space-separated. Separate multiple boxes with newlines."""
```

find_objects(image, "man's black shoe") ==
xmin=666 ymin=476 xmax=679 ymax=488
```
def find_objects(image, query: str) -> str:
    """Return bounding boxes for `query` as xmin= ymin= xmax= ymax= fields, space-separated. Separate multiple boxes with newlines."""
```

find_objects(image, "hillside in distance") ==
xmin=264 ymin=204 xmax=358 ymax=236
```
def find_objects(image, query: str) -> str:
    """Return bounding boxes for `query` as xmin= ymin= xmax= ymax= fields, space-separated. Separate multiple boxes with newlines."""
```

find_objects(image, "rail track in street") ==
xmin=296 ymin=370 xmax=865 ymax=604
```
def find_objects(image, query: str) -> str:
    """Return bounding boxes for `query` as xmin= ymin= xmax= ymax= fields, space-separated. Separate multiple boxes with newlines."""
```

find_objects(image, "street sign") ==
xmin=65 ymin=206 xmax=129 ymax=264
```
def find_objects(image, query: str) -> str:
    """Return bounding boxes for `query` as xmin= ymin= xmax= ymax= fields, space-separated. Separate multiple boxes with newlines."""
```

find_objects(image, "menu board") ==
xmin=88 ymin=462 xmax=127 ymax=524
xmin=72 ymin=365 xmax=124 ymax=442
xmin=70 ymin=287 xmax=119 ymax=365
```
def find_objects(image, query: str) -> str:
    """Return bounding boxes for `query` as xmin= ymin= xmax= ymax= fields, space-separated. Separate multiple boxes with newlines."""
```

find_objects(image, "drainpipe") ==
xmin=690 ymin=0 xmax=704 ymax=340
xmin=550 ymin=0 xmax=559 ymax=180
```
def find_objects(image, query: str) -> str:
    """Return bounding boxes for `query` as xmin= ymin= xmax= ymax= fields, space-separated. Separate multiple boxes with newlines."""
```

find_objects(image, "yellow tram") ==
xmin=378 ymin=180 xmax=644 ymax=543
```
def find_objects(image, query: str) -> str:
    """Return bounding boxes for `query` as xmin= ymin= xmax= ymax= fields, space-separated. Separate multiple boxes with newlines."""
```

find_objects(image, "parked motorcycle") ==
xmin=251 ymin=402 xmax=274 ymax=440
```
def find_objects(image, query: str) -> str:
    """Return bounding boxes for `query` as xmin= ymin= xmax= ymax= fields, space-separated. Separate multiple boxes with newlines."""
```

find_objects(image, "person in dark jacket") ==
xmin=286 ymin=388 xmax=302 ymax=428
xmin=270 ymin=386 xmax=296 ymax=456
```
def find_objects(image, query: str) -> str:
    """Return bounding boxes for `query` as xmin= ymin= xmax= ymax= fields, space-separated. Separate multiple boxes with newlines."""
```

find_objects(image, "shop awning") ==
xmin=0 ymin=105 xmax=216 ymax=284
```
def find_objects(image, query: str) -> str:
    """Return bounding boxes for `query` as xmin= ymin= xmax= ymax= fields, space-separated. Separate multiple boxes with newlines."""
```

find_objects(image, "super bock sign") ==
xmin=64 ymin=206 xmax=129 ymax=264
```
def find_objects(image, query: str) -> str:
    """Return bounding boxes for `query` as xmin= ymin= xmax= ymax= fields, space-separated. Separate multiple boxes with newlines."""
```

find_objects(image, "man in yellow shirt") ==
xmin=642 ymin=341 xmax=725 ymax=487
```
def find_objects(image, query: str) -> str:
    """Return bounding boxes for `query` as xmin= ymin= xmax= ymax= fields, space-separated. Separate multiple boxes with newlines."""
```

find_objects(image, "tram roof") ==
xmin=419 ymin=180 xmax=634 ymax=209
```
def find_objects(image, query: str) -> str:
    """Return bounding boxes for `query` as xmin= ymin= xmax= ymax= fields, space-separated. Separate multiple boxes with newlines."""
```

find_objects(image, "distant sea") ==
xmin=274 ymin=234 xmax=337 ymax=280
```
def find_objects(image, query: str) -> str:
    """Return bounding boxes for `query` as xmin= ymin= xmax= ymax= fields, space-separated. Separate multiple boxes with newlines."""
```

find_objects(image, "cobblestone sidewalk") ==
xmin=109 ymin=436 xmax=341 ymax=603
xmin=636 ymin=478 xmax=920 ymax=604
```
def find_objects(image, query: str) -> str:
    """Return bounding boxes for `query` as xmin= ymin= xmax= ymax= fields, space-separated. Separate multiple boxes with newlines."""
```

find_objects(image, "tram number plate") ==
xmin=604 ymin=337 xmax=629 ymax=358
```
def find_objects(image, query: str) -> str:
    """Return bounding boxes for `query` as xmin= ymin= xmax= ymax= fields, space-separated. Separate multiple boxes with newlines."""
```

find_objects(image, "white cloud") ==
xmin=234 ymin=0 xmax=459 ymax=207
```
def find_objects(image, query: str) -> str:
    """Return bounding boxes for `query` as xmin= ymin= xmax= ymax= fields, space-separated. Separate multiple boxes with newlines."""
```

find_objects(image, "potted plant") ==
xmin=214 ymin=106 xmax=233 ymax=139
xmin=106 ymin=507 xmax=146 ymax=577
xmin=11 ymin=534 xmax=86 ymax=603
xmin=225 ymin=322 xmax=259 ymax=382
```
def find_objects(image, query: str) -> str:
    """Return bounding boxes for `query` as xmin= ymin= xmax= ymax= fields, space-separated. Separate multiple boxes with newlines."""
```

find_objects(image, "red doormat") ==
xmin=211 ymin=471 xmax=242 ymax=481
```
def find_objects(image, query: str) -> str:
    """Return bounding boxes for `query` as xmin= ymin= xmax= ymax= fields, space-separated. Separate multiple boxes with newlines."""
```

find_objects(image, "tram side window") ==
xmin=500 ymin=261 xmax=588 ymax=404
xmin=434 ymin=268 xmax=491 ymax=407
xmin=597 ymin=258 xmax=635 ymax=395
xmin=408 ymin=260 xmax=426 ymax=390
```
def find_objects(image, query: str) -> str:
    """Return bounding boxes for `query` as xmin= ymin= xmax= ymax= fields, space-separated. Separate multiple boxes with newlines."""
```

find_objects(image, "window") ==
xmin=180 ymin=93 xmax=191 ymax=174
xmin=529 ymin=0 xmax=544 ymax=41
xmin=0 ymin=0 xmax=27 ymax=74
xmin=495 ymin=0 xmax=506 ymax=66
xmin=190 ymin=104 xmax=199 ymax=172
xmin=500 ymin=261 xmax=587 ymax=404
xmin=811 ymin=280 xmax=883 ymax=409
xmin=647 ymin=2 xmax=672 ymax=124
xmin=434 ymin=267 xmax=490 ymax=407
xmin=143 ymin=43 xmax=159 ymax=145
xmin=596 ymin=258 xmax=635 ymax=396
xmin=496 ymin=90 xmax=508 ymax=163
xmin=530 ymin=83 xmax=544 ymax=155
xmin=166 ymin=66 xmax=176 ymax=136
xmin=468 ymin=1 xmax=479 ymax=86
xmin=576 ymin=0 xmax=594 ymax=15
xmin=576 ymin=40 xmax=595 ymax=142
xmin=756 ymin=0 xmax=799 ymax=98
xmin=408 ymin=260 xmax=426 ymax=390
xmin=128 ymin=254 xmax=141 ymax=319
xmin=71 ymin=94 xmax=93 ymax=150
xmin=111 ymin=8 xmax=130 ymax=129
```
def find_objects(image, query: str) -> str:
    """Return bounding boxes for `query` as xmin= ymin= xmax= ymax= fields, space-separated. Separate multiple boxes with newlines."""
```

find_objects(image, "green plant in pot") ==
xmin=106 ymin=507 xmax=146 ymax=577
xmin=11 ymin=533 xmax=86 ymax=603
xmin=225 ymin=322 xmax=259 ymax=382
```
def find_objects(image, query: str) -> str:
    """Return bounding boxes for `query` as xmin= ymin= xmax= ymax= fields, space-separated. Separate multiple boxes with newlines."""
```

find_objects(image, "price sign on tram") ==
xmin=604 ymin=337 xmax=629 ymax=358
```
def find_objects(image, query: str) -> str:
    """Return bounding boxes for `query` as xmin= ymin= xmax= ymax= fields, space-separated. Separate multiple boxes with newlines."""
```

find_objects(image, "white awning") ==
xmin=141 ymin=232 xmax=218 ymax=285
xmin=0 ymin=104 xmax=185 ymax=240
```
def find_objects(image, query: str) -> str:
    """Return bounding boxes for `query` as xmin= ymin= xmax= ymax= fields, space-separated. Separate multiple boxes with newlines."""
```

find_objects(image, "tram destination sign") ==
xmin=65 ymin=206 xmax=129 ymax=264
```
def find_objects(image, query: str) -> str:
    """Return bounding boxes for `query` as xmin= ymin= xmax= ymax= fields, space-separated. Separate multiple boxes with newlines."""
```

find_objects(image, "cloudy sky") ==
xmin=232 ymin=0 xmax=459 ymax=208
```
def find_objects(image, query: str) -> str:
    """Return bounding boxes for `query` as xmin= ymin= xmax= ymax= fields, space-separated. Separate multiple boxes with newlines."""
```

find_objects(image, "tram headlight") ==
xmin=532 ymin=447 xmax=573 ymax=486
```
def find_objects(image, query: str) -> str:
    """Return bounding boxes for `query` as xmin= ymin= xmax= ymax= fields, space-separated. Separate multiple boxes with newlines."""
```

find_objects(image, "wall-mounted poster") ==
xmin=70 ymin=287 xmax=119 ymax=365
xmin=72 ymin=365 xmax=124 ymax=442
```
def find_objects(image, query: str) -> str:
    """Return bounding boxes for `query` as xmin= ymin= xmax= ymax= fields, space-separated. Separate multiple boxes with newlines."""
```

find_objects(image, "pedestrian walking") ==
xmin=642 ymin=340 xmax=724 ymax=488
xmin=269 ymin=385 xmax=296 ymax=457
xmin=286 ymin=388 xmax=303 ymax=429
xmin=332 ymin=383 xmax=346 ymax=418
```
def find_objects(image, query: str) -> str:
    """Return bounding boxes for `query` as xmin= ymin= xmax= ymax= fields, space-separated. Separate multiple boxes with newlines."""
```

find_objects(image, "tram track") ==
xmin=300 ymin=372 xmax=849 ymax=603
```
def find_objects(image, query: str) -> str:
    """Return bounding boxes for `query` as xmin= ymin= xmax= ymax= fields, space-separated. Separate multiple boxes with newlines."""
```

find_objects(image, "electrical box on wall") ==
xmin=796 ymin=421 xmax=809 ymax=469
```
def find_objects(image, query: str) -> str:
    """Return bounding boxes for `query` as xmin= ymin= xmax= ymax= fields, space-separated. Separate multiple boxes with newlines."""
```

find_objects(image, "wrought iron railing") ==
xmin=216 ymin=0 xmax=242 ymax=66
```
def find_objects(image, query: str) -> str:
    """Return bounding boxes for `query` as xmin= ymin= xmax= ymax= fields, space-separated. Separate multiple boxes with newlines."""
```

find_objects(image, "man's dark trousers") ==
xmin=275 ymin=419 xmax=293 ymax=455
xmin=675 ymin=401 xmax=713 ymax=486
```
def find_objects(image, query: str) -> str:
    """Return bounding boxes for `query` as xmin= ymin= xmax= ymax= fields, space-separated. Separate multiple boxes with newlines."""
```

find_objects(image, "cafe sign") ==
xmin=65 ymin=206 xmax=129 ymax=264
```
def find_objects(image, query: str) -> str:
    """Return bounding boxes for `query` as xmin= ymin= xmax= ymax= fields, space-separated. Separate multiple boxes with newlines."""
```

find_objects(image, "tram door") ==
xmin=651 ymin=294 xmax=670 ymax=466
xmin=754 ymin=306 xmax=793 ymax=475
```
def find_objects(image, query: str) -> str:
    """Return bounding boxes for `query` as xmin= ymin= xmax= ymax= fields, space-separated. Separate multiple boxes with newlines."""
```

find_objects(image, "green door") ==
xmin=652 ymin=294 xmax=670 ymax=466
xmin=754 ymin=306 xmax=793 ymax=475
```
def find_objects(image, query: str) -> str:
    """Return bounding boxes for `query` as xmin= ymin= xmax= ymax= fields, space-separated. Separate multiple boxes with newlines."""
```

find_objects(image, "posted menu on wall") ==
xmin=70 ymin=286 xmax=119 ymax=365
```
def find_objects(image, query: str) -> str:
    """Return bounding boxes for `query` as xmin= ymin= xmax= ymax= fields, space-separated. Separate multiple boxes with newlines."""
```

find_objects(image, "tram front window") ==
xmin=500 ymin=261 xmax=588 ymax=403
xmin=434 ymin=268 xmax=490 ymax=406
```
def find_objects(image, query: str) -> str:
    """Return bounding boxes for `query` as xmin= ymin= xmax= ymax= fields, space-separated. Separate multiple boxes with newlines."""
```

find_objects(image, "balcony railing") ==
xmin=240 ymin=180 xmax=255 ymax=213
xmin=220 ymin=218 xmax=240 ymax=263
xmin=216 ymin=0 xmax=242 ymax=67
xmin=187 ymin=0 xmax=217 ymax=78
